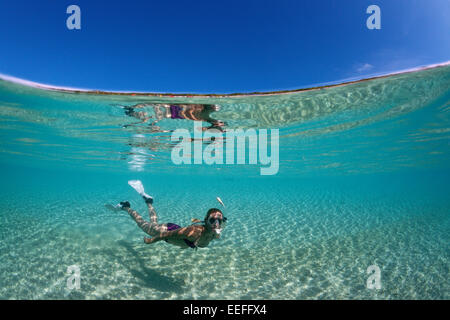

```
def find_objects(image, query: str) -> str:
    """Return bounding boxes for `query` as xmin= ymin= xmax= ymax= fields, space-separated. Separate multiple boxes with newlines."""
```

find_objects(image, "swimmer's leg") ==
xmin=126 ymin=180 xmax=167 ymax=236
xmin=144 ymin=197 xmax=158 ymax=225
xmin=122 ymin=203 xmax=165 ymax=237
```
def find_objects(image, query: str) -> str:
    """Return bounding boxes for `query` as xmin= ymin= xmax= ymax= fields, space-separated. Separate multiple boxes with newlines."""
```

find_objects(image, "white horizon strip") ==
xmin=0 ymin=73 xmax=92 ymax=92
xmin=0 ymin=60 xmax=449 ymax=95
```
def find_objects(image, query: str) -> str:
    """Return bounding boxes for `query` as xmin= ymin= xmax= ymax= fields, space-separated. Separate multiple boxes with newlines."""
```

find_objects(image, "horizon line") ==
xmin=0 ymin=61 xmax=449 ymax=98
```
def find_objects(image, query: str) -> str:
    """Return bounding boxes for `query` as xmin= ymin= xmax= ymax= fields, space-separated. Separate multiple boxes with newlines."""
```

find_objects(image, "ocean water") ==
xmin=0 ymin=65 xmax=449 ymax=299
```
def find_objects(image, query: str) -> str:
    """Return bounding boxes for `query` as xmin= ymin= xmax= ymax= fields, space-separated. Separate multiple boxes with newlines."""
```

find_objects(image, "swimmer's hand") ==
xmin=144 ymin=226 xmax=203 ymax=245
xmin=144 ymin=236 xmax=161 ymax=244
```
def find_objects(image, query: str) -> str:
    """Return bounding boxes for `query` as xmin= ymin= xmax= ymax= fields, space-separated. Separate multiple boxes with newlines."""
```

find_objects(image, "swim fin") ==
xmin=105 ymin=204 xmax=123 ymax=212
xmin=128 ymin=180 xmax=152 ymax=200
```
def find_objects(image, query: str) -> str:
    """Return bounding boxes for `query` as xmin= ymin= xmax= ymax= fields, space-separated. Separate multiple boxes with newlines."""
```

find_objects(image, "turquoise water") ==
xmin=0 ymin=65 xmax=449 ymax=299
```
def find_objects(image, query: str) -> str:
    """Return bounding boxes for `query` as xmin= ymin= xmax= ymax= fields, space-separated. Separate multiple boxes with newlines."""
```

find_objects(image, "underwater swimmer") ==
xmin=109 ymin=180 xmax=227 ymax=250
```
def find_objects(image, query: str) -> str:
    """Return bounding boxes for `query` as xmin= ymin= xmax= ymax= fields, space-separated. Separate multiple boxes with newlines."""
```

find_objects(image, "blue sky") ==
xmin=0 ymin=0 xmax=448 ymax=93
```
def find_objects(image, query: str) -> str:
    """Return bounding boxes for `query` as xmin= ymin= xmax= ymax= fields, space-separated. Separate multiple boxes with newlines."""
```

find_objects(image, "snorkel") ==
xmin=212 ymin=197 xmax=227 ymax=238
xmin=213 ymin=217 xmax=227 ymax=238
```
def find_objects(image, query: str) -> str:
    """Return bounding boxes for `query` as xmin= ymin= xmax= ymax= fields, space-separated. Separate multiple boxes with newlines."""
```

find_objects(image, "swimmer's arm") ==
xmin=143 ymin=226 xmax=201 ymax=244
xmin=123 ymin=119 xmax=150 ymax=128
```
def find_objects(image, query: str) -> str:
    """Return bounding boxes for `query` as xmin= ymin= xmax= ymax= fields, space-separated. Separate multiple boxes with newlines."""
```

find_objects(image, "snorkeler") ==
xmin=107 ymin=180 xmax=227 ymax=250
xmin=122 ymin=103 xmax=225 ymax=132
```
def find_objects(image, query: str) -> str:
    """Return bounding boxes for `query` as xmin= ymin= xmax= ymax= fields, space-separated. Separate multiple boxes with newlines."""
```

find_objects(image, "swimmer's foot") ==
xmin=120 ymin=201 xmax=130 ymax=209
xmin=105 ymin=201 xmax=130 ymax=212
xmin=143 ymin=195 xmax=153 ymax=204
xmin=116 ymin=201 xmax=130 ymax=210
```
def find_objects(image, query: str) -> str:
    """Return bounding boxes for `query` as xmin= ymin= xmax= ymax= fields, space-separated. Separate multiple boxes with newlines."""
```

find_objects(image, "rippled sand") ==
xmin=0 ymin=171 xmax=448 ymax=299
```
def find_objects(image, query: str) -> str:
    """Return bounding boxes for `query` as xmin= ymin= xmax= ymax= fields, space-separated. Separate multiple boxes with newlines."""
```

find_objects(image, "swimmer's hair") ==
xmin=204 ymin=208 xmax=223 ymax=221
xmin=191 ymin=208 xmax=223 ymax=225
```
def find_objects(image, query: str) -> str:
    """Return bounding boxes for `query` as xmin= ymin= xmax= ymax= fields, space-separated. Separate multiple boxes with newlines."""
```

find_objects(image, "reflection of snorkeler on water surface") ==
xmin=122 ymin=103 xmax=226 ymax=133
xmin=121 ymin=104 xmax=227 ymax=160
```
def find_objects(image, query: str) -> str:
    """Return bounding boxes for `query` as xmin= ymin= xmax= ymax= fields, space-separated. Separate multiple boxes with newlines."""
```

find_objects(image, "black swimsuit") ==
xmin=166 ymin=223 xmax=196 ymax=249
